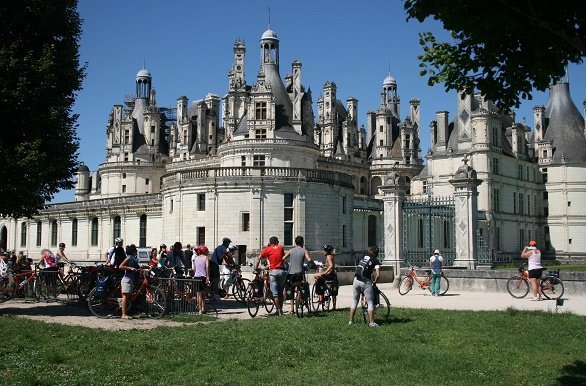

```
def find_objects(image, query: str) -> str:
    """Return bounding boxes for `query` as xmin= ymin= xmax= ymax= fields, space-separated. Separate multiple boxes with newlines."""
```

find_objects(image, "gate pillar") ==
xmin=380 ymin=171 xmax=407 ymax=276
xmin=449 ymin=156 xmax=483 ymax=269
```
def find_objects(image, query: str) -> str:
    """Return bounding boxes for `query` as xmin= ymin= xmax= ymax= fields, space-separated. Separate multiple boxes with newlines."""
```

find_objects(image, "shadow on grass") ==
xmin=0 ymin=300 xmax=91 ymax=318
xmin=556 ymin=359 xmax=586 ymax=385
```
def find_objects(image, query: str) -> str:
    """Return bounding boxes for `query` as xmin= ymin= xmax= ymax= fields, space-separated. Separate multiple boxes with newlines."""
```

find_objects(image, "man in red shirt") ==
xmin=256 ymin=236 xmax=286 ymax=316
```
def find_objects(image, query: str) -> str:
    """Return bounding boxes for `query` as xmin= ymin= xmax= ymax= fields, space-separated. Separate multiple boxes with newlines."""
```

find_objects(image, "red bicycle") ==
xmin=87 ymin=269 xmax=166 ymax=319
xmin=398 ymin=263 xmax=449 ymax=296
xmin=0 ymin=267 xmax=40 ymax=302
xmin=506 ymin=266 xmax=564 ymax=300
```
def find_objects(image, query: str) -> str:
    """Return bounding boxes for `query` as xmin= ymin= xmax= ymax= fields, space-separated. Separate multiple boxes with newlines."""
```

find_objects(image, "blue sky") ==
xmin=53 ymin=0 xmax=585 ymax=202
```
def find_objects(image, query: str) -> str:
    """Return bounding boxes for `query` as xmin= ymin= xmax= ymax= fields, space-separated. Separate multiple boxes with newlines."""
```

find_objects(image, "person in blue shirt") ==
xmin=429 ymin=249 xmax=443 ymax=296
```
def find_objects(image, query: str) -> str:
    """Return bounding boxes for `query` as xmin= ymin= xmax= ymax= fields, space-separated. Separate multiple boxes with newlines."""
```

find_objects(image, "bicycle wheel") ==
xmin=77 ymin=278 xmax=92 ymax=300
xmin=506 ymin=276 xmax=530 ymax=298
xmin=87 ymin=287 xmax=120 ymax=318
xmin=34 ymin=278 xmax=49 ymax=300
xmin=311 ymin=282 xmax=322 ymax=312
xmin=232 ymin=278 xmax=251 ymax=303
xmin=246 ymin=286 xmax=259 ymax=318
xmin=438 ymin=276 xmax=450 ymax=296
xmin=264 ymin=295 xmax=275 ymax=314
xmin=540 ymin=276 xmax=564 ymax=300
xmin=375 ymin=291 xmax=391 ymax=320
xmin=0 ymin=277 xmax=13 ymax=303
xmin=322 ymin=288 xmax=331 ymax=311
xmin=360 ymin=295 xmax=368 ymax=324
xmin=143 ymin=285 xmax=166 ymax=319
xmin=398 ymin=276 xmax=413 ymax=295
xmin=295 ymin=292 xmax=305 ymax=318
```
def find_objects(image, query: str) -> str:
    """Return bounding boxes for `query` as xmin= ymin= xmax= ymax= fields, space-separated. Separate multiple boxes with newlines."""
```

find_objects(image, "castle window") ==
xmin=423 ymin=181 xmax=428 ymax=194
xmin=342 ymin=196 xmax=347 ymax=214
xmin=255 ymin=129 xmax=267 ymax=139
xmin=71 ymin=218 xmax=78 ymax=247
xmin=197 ymin=194 xmax=205 ymax=211
xmin=91 ymin=218 xmax=99 ymax=246
xmin=379 ymin=126 xmax=383 ymax=133
xmin=492 ymin=188 xmax=500 ymax=212
xmin=379 ymin=140 xmax=383 ymax=146
xmin=124 ymin=130 xmax=130 ymax=144
xmin=405 ymin=135 xmax=410 ymax=149
xmin=113 ymin=216 xmax=121 ymax=241
xmin=20 ymin=222 xmax=27 ymax=247
xmin=139 ymin=215 xmax=147 ymax=248
xmin=151 ymin=125 xmax=155 ymax=133
xmin=518 ymin=193 xmax=524 ymax=215
xmin=284 ymin=193 xmax=294 ymax=246
xmin=122 ymin=185 xmax=126 ymax=193
xmin=183 ymin=130 xmax=188 ymax=144
xmin=367 ymin=216 xmax=377 ymax=246
xmin=196 ymin=227 xmax=205 ymax=245
xmin=242 ymin=213 xmax=250 ymax=231
xmin=253 ymin=155 xmax=265 ymax=167
xmin=513 ymin=193 xmax=517 ymax=214
xmin=241 ymin=156 xmax=246 ymax=166
xmin=50 ymin=220 xmax=58 ymax=247
xmin=124 ymin=153 xmax=129 ymax=161
xmin=492 ymin=158 xmax=499 ymax=175
xmin=122 ymin=173 xmax=126 ymax=179
xmin=145 ymin=179 xmax=149 ymax=185
xmin=542 ymin=168 xmax=548 ymax=183
xmin=518 ymin=165 xmax=523 ymax=180
xmin=36 ymin=221 xmax=42 ymax=246
xmin=255 ymin=102 xmax=267 ymax=120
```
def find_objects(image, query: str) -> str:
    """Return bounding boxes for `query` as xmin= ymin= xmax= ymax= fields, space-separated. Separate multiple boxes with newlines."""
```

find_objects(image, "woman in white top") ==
xmin=521 ymin=240 xmax=543 ymax=301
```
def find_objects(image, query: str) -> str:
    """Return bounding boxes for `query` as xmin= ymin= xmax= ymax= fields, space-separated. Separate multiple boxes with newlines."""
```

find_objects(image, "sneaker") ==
xmin=348 ymin=320 xmax=354 ymax=325
xmin=368 ymin=322 xmax=380 ymax=328
xmin=530 ymin=297 xmax=540 ymax=301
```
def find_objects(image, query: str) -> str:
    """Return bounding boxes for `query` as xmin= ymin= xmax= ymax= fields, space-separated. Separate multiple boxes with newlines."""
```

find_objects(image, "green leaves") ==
xmin=0 ymin=0 xmax=85 ymax=217
xmin=405 ymin=0 xmax=585 ymax=112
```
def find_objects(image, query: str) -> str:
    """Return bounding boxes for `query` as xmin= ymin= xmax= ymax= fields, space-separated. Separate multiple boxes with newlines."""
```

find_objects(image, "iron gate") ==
xmin=402 ymin=196 xmax=455 ymax=267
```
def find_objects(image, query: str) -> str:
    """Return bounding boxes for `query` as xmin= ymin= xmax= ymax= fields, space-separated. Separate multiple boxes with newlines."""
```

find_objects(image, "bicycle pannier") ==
xmin=95 ymin=274 xmax=109 ymax=298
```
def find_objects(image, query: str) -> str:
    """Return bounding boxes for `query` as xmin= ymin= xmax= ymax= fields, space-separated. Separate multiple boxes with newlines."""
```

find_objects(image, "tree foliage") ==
xmin=404 ymin=0 xmax=586 ymax=111
xmin=0 ymin=0 xmax=85 ymax=218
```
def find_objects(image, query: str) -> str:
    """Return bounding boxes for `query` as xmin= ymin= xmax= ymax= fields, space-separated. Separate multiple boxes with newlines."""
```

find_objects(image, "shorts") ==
xmin=528 ymin=268 xmax=543 ymax=279
xmin=286 ymin=272 xmax=304 ymax=284
xmin=269 ymin=269 xmax=286 ymax=297
xmin=121 ymin=277 xmax=133 ymax=294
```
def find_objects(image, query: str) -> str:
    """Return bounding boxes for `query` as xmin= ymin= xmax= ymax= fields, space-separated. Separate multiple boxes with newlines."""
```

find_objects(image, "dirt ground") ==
xmin=0 ymin=296 xmax=257 ymax=331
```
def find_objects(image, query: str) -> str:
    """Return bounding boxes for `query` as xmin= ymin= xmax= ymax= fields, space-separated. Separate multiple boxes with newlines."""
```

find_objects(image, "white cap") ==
xmin=434 ymin=249 xmax=440 ymax=254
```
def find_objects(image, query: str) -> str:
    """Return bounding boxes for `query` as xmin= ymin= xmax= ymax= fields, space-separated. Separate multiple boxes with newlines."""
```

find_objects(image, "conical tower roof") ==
xmin=543 ymin=82 xmax=586 ymax=163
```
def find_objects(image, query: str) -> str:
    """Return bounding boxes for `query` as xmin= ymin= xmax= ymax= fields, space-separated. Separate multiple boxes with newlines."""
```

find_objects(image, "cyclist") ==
xmin=55 ymin=243 xmax=72 ymax=266
xmin=314 ymin=244 xmax=337 ymax=304
xmin=283 ymin=236 xmax=315 ymax=314
xmin=119 ymin=244 xmax=140 ymax=319
xmin=210 ymin=237 xmax=231 ymax=300
xmin=106 ymin=238 xmax=125 ymax=267
xmin=38 ymin=249 xmax=59 ymax=297
xmin=166 ymin=242 xmax=185 ymax=276
xmin=521 ymin=240 xmax=543 ymax=301
xmin=348 ymin=246 xmax=381 ymax=327
xmin=256 ymin=236 xmax=286 ymax=316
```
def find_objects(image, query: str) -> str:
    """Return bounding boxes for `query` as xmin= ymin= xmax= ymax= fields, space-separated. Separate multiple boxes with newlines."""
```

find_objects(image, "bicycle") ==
xmin=359 ymin=283 xmax=391 ymax=324
xmin=219 ymin=264 xmax=251 ymax=303
xmin=311 ymin=276 xmax=339 ymax=312
xmin=246 ymin=268 xmax=275 ymax=318
xmin=506 ymin=266 xmax=564 ymax=300
xmin=286 ymin=269 xmax=311 ymax=318
xmin=87 ymin=268 xmax=166 ymax=319
xmin=398 ymin=263 xmax=449 ymax=296
xmin=0 ymin=266 xmax=40 ymax=303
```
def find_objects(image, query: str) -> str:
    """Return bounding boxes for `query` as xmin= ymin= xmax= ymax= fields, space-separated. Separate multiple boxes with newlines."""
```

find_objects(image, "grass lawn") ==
xmin=1 ymin=308 xmax=584 ymax=385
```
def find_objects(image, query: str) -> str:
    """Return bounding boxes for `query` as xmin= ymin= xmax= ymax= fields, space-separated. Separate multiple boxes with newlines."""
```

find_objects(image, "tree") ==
xmin=404 ymin=0 xmax=586 ymax=111
xmin=0 ymin=0 xmax=85 ymax=218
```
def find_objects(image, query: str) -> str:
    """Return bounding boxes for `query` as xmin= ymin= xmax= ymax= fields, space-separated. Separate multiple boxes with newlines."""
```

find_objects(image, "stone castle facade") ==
xmin=1 ymin=27 xmax=584 ymax=265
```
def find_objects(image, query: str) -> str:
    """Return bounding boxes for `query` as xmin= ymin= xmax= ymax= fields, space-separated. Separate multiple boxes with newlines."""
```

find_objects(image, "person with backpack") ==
xmin=348 ymin=246 xmax=381 ymax=327
xmin=210 ymin=237 xmax=231 ymax=300
xmin=429 ymin=249 xmax=444 ymax=296
xmin=119 ymin=244 xmax=140 ymax=319
xmin=166 ymin=242 xmax=185 ymax=276
xmin=105 ymin=238 xmax=125 ymax=267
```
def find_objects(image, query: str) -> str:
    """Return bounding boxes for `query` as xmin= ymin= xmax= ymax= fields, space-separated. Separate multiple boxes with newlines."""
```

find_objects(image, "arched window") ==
xmin=370 ymin=176 xmax=383 ymax=196
xmin=51 ymin=220 xmax=58 ymax=246
xmin=71 ymin=218 xmax=78 ymax=246
xmin=91 ymin=218 xmax=99 ymax=246
xmin=360 ymin=177 xmax=367 ymax=195
xmin=20 ymin=222 xmax=27 ymax=247
xmin=139 ymin=214 xmax=147 ymax=248
xmin=113 ymin=216 xmax=121 ymax=241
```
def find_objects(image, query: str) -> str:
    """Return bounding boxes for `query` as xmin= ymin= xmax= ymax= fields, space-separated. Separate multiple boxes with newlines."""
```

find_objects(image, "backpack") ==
xmin=95 ymin=274 xmax=109 ymax=298
xmin=44 ymin=252 xmax=58 ymax=268
xmin=112 ymin=246 xmax=126 ymax=268
xmin=355 ymin=256 xmax=373 ymax=280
